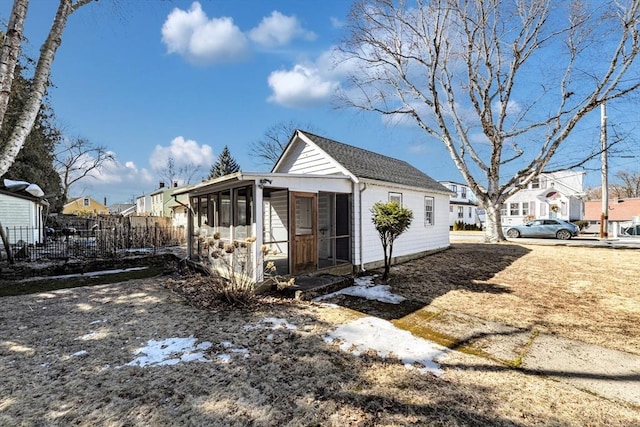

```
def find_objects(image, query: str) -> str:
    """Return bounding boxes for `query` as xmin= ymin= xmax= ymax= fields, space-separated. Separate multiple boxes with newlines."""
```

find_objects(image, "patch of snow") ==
xmin=90 ymin=319 xmax=108 ymax=325
xmin=313 ymin=276 xmax=406 ymax=304
xmin=119 ymin=336 xmax=212 ymax=368
xmin=325 ymin=316 xmax=448 ymax=376
xmin=72 ymin=350 xmax=88 ymax=357
xmin=218 ymin=354 xmax=231 ymax=363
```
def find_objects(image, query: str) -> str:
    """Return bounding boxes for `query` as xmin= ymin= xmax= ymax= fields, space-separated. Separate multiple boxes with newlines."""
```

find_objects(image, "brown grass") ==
xmin=385 ymin=243 xmax=640 ymax=355
xmin=0 ymin=243 xmax=639 ymax=426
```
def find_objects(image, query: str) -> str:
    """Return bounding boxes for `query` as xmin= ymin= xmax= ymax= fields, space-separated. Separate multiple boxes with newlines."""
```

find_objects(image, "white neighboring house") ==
xmin=501 ymin=170 xmax=585 ymax=226
xmin=177 ymin=130 xmax=451 ymax=282
xmin=135 ymin=194 xmax=152 ymax=216
xmin=0 ymin=180 xmax=48 ymax=245
xmin=439 ymin=181 xmax=483 ymax=228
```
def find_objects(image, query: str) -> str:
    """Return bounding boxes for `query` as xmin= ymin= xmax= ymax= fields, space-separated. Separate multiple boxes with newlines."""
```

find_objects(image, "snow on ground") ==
xmin=313 ymin=275 xmax=406 ymax=304
xmin=105 ymin=313 xmax=446 ymax=376
xmin=325 ymin=316 xmax=448 ymax=376
xmin=119 ymin=337 xmax=213 ymax=367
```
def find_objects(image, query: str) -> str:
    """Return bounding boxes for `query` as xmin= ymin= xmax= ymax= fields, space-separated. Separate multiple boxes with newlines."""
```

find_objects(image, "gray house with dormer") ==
xmin=178 ymin=130 xmax=451 ymax=282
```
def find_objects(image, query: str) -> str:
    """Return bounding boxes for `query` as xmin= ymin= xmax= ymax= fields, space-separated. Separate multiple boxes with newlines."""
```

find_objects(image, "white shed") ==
xmin=0 ymin=185 xmax=48 ymax=245
xmin=180 ymin=130 xmax=451 ymax=281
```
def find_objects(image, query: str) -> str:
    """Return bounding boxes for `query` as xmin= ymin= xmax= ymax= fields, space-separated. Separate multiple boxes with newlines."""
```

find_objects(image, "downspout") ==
xmin=358 ymin=181 xmax=367 ymax=272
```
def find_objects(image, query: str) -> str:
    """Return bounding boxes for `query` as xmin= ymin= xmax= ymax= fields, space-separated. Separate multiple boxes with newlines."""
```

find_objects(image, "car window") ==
xmin=544 ymin=220 xmax=559 ymax=225
xmin=531 ymin=220 xmax=544 ymax=226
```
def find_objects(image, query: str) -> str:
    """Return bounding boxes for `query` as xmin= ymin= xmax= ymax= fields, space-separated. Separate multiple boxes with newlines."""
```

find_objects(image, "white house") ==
xmin=0 ymin=180 xmax=49 ymax=245
xmin=501 ymin=170 xmax=585 ymax=226
xmin=135 ymin=194 xmax=152 ymax=216
xmin=439 ymin=180 xmax=483 ymax=228
xmin=177 ymin=130 xmax=451 ymax=281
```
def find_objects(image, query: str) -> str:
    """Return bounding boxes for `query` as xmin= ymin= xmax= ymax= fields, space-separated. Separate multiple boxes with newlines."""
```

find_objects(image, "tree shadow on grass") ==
xmin=325 ymin=243 xmax=530 ymax=320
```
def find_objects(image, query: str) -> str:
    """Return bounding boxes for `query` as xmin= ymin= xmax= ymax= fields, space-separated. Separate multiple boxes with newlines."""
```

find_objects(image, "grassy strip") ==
xmin=0 ymin=267 xmax=166 ymax=297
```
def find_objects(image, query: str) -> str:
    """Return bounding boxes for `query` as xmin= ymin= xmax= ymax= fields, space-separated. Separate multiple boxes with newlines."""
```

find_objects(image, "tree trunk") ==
xmin=0 ymin=0 xmax=95 ymax=177
xmin=0 ymin=0 xmax=28 ymax=132
xmin=484 ymin=203 xmax=505 ymax=243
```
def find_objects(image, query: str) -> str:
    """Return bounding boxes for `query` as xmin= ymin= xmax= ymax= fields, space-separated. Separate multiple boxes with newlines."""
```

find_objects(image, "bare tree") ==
xmin=250 ymin=121 xmax=319 ymax=170
xmin=54 ymin=137 xmax=114 ymax=202
xmin=0 ymin=0 xmax=95 ymax=177
xmin=339 ymin=0 xmax=640 ymax=242
xmin=611 ymin=170 xmax=640 ymax=198
xmin=156 ymin=157 xmax=202 ymax=188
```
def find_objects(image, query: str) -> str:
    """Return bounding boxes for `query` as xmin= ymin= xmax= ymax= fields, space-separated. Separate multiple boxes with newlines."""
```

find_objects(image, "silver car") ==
xmin=505 ymin=219 xmax=579 ymax=240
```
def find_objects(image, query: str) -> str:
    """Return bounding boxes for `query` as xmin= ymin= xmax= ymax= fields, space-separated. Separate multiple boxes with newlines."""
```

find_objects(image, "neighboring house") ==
xmin=62 ymin=197 xmax=108 ymax=216
xmin=0 ymin=181 xmax=49 ymax=245
xmin=135 ymin=194 xmax=152 ymax=216
xmin=501 ymin=170 xmax=585 ymax=227
xmin=584 ymin=198 xmax=640 ymax=237
xmin=166 ymin=191 xmax=191 ymax=228
xmin=108 ymin=203 xmax=136 ymax=216
xmin=177 ymin=130 xmax=451 ymax=282
xmin=150 ymin=182 xmax=189 ymax=217
xmin=439 ymin=180 xmax=482 ymax=228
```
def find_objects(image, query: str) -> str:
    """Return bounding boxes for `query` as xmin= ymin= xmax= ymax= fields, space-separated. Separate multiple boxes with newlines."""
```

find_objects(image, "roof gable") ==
xmin=292 ymin=130 xmax=449 ymax=192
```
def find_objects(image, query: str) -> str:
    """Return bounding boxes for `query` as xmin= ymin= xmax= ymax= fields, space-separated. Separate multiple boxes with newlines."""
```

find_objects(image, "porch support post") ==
xmin=254 ymin=184 xmax=264 ymax=282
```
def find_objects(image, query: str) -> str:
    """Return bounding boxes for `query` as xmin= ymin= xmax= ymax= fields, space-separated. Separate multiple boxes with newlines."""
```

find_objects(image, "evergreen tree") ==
xmin=209 ymin=145 xmax=240 ymax=179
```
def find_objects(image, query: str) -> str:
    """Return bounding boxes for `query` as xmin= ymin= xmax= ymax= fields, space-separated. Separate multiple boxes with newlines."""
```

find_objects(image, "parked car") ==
xmin=505 ymin=219 xmax=579 ymax=240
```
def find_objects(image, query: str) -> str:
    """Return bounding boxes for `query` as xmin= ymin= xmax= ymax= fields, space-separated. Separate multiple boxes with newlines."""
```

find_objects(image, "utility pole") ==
xmin=599 ymin=103 xmax=608 ymax=239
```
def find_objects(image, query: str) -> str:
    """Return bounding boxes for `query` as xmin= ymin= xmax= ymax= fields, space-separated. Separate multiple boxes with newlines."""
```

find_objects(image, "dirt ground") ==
xmin=1 ymin=243 xmax=639 ymax=426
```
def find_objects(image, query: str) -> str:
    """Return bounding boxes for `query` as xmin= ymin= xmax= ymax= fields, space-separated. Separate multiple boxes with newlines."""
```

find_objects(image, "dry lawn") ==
xmin=0 ymin=243 xmax=639 ymax=426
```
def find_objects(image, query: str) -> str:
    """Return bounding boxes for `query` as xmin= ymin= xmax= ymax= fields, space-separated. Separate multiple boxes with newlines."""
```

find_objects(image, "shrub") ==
xmin=371 ymin=201 xmax=413 ymax=280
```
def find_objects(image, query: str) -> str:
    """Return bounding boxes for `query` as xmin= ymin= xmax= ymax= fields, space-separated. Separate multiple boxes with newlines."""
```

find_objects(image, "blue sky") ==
xmin=2 ymin=0 xmax=638 ymax=204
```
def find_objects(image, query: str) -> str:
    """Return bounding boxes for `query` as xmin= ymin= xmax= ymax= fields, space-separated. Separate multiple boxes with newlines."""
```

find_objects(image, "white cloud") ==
xmin=267 ymin=64 xmax=339 ymax=108
xmin=149 ymin=136 xmax=214 ymax=170
xmin=249 ymin=11 xmax=316 ymax=48
xmin=161 ymin=2 xmax=249 ymax=65
xmin=85 ymin=155 xmax=153 ymax=185
xmin=492 ymin=99 xmax=522 ymax=116
xmin=330 ymin=17 xmax=345 ymax=29
xmin=266 ymin=47 xmax=351 ymax=109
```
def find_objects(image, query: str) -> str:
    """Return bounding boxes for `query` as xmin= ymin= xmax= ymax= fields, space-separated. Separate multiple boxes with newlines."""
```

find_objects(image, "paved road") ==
xmin=450 ymin=232 xmax=640 ymax=248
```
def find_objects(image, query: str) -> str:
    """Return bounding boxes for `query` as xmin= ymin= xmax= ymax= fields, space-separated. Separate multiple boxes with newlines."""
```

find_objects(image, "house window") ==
xmin=457 ymin=206 xmax=464 ymax=219
xmin=83 ymin=198 xmax=90 ymax=207
xmin=389 ymin=192 xmax=402 ymax=205
xmin=531 ymin=178 xmax=540 ymax=189
xmin=500 ymin=205 xmax=507 ymax=216
xmin=522 ymin=202 xmax=529 ymax=216
xmin=468 ymin=207 xmax=472 ymax=218
xmin=450 ymin=184 xmax=457 ymax=194
xmin=449 ymin=205 xmax=453 ymax=213
xmin=509 ymin=203 xmax=519 ymax=216
xmin=424 ymin=197 xmax=434 ymax=226
xmin=461 ymin=187 xmax=467 ymax=198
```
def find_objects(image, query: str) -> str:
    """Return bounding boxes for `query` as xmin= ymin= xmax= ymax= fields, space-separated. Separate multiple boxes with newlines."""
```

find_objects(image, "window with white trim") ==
xmin=424 ymin=197 xmax=434 ymax=226
xmin=83 ymin=198 xmax=90 ymax=207
xmin=509 ymin=202 xmax=519 ymax=216
xmin=389 ymin=192 xmax=402 ymax=205
xmin=522 ymin=202 xmax=529 ymax=216
xmin=457 ymin=206 xmax=464 ymax=218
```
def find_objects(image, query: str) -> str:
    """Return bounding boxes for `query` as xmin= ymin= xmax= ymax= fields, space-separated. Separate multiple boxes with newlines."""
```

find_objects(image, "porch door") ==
xmin=290 ymin=192 xmax=317 ymax=274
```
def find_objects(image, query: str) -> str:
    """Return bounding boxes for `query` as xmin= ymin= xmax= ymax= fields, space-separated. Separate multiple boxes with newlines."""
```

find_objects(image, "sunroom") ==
xmin=180 ymin=172 xmax=354 ymax=283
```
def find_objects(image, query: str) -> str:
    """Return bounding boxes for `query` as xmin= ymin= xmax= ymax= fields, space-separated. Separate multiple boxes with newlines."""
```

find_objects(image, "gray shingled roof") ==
xmin=300 ymin=131 xmax=450 ymax=193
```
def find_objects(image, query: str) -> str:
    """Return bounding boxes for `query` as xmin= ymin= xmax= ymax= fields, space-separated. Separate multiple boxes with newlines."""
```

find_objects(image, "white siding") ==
xmin=275 ymin=141 xmax=343 ymax=175
xmin=0 ymin=193 xmax=41 ymax=244
xmin=359 ymin=183 xmax=449 ymax=267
